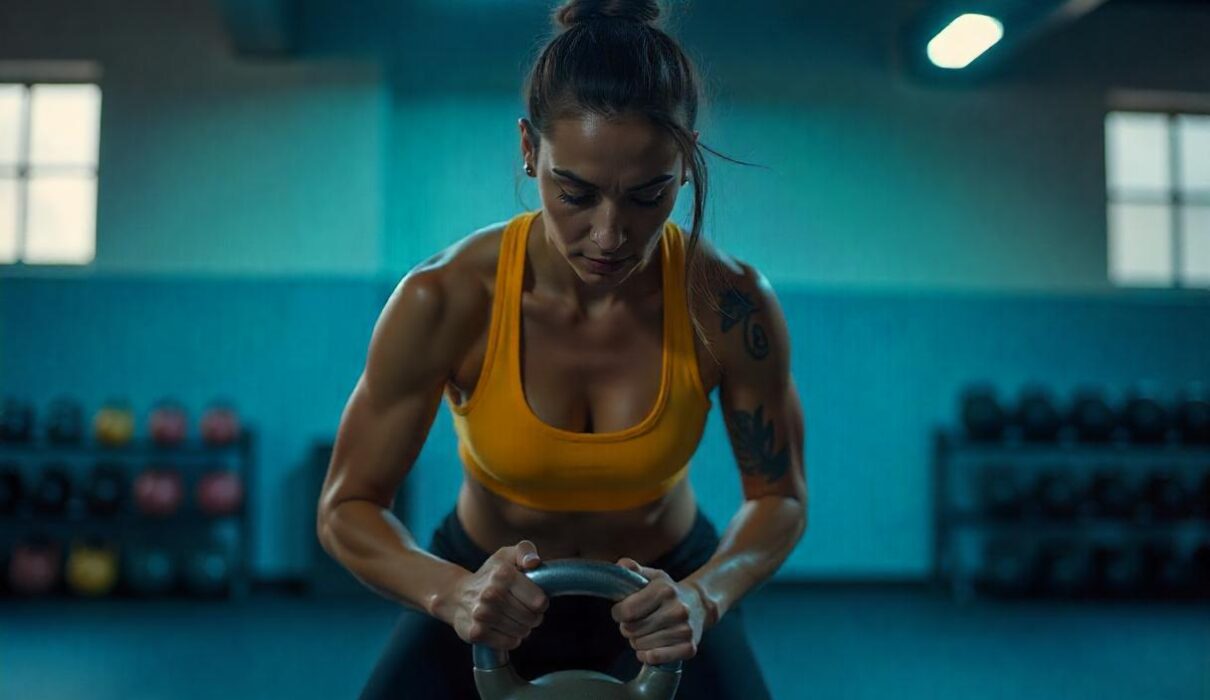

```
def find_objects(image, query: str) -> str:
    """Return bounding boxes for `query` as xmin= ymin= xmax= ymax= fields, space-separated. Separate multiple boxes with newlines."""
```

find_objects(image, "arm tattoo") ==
xmin=725 ymin=404 xmax=789 ymax=484
xmin=719 ymin=288 xmax=770 ymax=360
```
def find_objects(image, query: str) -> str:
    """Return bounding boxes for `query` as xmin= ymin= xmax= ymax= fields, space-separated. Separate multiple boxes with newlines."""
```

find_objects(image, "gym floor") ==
xmin=5 ymin=584 xmax=1207 ymax=700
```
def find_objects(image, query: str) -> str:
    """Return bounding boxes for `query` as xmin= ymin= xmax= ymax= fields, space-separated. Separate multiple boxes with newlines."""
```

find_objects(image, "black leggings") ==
xmin=359 ymin=507 xmax=771 ymax=699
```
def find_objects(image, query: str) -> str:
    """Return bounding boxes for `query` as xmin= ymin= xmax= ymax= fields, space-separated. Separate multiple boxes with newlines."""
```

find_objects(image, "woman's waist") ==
xmin=455 ymin=477 xmax=700 ymax=564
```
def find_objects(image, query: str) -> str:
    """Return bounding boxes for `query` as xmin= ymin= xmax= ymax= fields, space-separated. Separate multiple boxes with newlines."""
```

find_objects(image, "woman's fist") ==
xmin=447 ymin=540 xmax=549 ymax=651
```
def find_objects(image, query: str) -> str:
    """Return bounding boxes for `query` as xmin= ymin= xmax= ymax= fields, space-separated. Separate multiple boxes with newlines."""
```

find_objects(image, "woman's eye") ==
xmin=558 ymin=191 xmax=594 ymax=207
xmin=558 ymin=190 xmax=668 ymax=208
xmin=634 ymin=191 xmax=668 ymax=208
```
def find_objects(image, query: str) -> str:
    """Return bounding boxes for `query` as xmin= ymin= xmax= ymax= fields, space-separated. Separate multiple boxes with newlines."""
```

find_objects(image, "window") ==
xmin=1105 ymin=110 xmax=1210 ymax=289
xmin=0 ymin=82 xmax=101 ymax=265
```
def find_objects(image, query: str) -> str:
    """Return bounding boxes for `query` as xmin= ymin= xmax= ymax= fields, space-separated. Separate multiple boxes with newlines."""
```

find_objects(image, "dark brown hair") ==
xmin=523 ymin=0 xmax=753 ymax=358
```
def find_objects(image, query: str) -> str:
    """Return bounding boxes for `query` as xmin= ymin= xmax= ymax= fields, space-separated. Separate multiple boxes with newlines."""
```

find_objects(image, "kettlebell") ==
xmin=473 ymin=560 xmax=682 ymax=700
xmin=200 ymin=403 xmax=241 ymax=446
xmin=149 ymin=399 xmax=189 ymax=447
xmin=195 ymin=470 xmax=244 ymax=517
xmin=133 ymin=467 xmax=184 ymax=517
xmin=8 ymin=539 xmax=61 ymax=596
xmin=94 ymin=401 xmax=136 ymax=447
xmin=46 ymin=397 xmax=85 ymax=445
xmin=66 ymin=539 xmax=120 ymax=597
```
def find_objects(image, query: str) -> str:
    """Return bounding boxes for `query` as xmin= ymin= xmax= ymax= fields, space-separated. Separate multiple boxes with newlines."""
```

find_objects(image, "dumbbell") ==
xmin=960 ymin=385 xmax=1006 ymax=442
xmin=1013 ymin=385 xmax=1062 ymax=443
xmin=1033 ymin=469 xmax=1083 ymax=520
xmin=1067 ymin=387 xmax=1118 ymax=443
xmin=1174 ymin=382 xmax=1210 ymax=444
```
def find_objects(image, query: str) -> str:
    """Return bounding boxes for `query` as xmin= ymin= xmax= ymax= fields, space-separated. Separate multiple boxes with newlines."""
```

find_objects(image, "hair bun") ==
xmin=554 ymin=0 xmax=661 ymax=30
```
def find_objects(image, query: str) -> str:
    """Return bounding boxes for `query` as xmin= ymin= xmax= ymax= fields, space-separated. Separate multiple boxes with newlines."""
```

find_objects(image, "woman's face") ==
xmin=521 ymin=112 xmax=692 ymax=287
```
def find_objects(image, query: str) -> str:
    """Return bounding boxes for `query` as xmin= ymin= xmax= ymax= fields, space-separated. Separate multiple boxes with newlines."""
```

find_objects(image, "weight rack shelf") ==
xmin=932 ymin=428 xmax=1210 ymax=603
xmin=0 ymin=432 xmax=256 ymax=600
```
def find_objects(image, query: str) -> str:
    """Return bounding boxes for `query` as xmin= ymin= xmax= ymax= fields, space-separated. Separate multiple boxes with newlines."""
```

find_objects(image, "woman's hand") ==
xmin=610 ymin=558 xmax=709 ymax=666
xmin=446 ymin=541 xmax=549 ymax=651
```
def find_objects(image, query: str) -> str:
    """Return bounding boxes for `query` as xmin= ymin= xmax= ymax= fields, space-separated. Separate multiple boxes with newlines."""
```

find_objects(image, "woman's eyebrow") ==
xmin=552 ymin=168 xmax=673 ymax=192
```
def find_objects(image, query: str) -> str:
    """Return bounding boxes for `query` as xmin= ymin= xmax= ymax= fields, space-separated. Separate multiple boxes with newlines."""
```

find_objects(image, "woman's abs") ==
xmin=455 ymin=476 xmax=699 ymax=563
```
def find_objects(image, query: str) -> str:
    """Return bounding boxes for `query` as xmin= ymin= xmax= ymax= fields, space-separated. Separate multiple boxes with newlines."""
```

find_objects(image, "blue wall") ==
xmin=2 ymin=0 xmax=1210 ymax=580
xmin=4 ymin=277 xmax=1208 ymax=578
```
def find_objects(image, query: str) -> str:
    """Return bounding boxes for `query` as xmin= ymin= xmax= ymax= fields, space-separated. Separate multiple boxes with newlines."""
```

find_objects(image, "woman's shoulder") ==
xmin=379 ymin=220 xmax=512 ymax=359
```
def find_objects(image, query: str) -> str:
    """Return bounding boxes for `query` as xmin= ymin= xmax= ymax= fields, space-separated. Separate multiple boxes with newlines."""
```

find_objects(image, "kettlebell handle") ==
xmin=472 ymin=559 xmax=683 ymax=700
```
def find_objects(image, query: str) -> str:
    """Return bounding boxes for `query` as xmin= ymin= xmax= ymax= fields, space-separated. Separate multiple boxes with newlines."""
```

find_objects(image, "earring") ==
xmin=525 ymin=163 xmax=535 ymax=176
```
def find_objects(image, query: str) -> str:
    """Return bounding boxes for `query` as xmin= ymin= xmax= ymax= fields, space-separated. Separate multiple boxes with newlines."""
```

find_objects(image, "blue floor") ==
xmin=3 ymin=586 xmax=1208 ymax=699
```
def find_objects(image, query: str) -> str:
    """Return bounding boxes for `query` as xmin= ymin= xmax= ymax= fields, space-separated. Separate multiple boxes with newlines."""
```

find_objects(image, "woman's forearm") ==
xmin=318 ymin=499 xmax=468 ymax=621
xmin=680 ymin=495 xmax=806 ymax=628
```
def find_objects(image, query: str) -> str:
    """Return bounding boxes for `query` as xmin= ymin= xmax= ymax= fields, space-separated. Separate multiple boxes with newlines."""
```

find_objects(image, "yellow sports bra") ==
xmin=446 ymin=210 xmax=712 ymax=511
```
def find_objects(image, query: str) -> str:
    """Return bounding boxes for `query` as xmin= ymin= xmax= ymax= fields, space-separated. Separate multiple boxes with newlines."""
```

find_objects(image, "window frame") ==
xmin=1 ymin=78 xmax=102 ymax=269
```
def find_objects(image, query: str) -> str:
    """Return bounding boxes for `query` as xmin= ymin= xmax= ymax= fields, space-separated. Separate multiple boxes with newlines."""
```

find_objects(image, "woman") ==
xmin=318 ymin=1 xmax=807 ymax=697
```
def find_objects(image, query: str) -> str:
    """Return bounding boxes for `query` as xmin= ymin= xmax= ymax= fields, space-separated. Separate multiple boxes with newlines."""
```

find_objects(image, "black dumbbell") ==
xmin=1014 ymin=385 xmax=1062 ymax=443
xmin=1067 ymin=387 xmax=1118 ymax=443
xmin=961 ymin=384 xmax=1007 ymax=442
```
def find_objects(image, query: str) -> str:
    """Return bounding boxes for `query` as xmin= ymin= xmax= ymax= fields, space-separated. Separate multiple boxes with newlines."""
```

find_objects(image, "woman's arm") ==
xmin=681 ymin=262 xmax=808 ymax=628
xmin=317 ymin=265 xmax=484 ymax=619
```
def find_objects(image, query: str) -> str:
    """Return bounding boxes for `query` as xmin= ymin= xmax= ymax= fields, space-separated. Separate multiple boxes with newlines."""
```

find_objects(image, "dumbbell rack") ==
xmin=932 ymin=428 xmax=1210 ymax=603
xmin=0 ymin=432 xmax=255 ymax=600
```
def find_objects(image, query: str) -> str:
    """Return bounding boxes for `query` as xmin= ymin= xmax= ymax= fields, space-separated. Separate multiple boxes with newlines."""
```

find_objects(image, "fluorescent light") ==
xmin=926 ymin=14 xmax=1004 ymax=69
